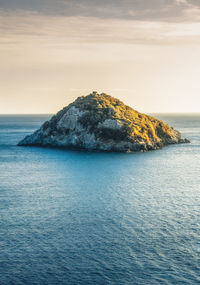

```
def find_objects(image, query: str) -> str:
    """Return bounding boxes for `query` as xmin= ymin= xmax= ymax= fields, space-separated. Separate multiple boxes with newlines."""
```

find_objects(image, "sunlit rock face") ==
xmin=18 ymin=91 xmax=189 ymax=152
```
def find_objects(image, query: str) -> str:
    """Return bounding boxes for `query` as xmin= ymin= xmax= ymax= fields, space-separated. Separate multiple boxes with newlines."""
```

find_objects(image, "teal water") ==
xmin=0 ymin=114 xmax=200 ymax=284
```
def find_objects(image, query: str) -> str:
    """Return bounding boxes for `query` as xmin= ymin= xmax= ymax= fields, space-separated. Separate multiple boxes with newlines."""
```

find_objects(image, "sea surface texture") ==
xmin=0 ymin=114 xmax=199 ymax=285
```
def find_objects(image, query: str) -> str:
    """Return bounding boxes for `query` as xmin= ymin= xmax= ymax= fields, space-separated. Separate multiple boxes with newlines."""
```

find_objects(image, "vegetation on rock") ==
xmin=67 ymin=92 xmax=179 ymax=145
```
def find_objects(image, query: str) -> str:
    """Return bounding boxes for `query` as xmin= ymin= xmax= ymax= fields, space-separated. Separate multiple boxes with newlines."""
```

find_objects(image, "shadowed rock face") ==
xmin=18 ymin=92 xmax=190 ymax=152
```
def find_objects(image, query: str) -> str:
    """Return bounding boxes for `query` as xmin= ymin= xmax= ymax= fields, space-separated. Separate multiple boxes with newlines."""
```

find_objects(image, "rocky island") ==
xmin=18 ymin=92 xmax=189 ymax=152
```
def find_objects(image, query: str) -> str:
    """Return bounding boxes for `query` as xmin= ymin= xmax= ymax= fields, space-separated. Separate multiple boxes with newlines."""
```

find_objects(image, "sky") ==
xmin=0 ymin=0 xmax=200 ymax=113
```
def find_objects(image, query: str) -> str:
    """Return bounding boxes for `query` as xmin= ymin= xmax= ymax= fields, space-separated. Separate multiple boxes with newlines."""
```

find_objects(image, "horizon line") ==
xmin=0 ymin=112 xmax=200 ymax=115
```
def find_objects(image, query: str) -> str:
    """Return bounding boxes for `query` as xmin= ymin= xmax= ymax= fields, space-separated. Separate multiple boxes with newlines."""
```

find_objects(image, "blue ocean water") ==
xmin=0 ymin=114 xmax=200 ymax=285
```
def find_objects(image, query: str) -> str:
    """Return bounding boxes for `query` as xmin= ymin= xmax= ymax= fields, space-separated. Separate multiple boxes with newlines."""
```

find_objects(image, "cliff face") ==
xmin=18 ymin=92 xmax=189 ymax=152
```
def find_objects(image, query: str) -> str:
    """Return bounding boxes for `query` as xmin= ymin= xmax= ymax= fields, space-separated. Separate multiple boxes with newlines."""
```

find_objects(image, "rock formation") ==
xmin=18 ymin=92 xmax=190 ymax=152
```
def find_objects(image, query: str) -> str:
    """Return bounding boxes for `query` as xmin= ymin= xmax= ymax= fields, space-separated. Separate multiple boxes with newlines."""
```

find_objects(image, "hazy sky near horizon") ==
xmin=1 ymin=0 xmax=200 ymax=113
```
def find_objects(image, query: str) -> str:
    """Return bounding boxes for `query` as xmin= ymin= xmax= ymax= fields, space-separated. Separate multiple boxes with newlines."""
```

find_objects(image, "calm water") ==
xmin=0 ymin=114 xmax=200 ymax=285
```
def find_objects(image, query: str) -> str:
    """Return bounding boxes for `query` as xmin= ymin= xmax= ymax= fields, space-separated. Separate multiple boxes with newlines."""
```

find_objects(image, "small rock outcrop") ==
xmin=18 ymin=92 xmax=190 ymax=152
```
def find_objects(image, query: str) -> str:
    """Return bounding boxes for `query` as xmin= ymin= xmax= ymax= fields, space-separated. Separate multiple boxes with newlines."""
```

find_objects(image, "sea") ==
xmin=0 ymin=114 xmax=199 ymax=285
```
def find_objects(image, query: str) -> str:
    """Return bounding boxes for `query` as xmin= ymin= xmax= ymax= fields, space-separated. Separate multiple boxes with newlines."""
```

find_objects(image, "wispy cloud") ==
xmin=0 ymin=0 xmax=200 ymax=22
xmin=1 ymin=10 xmax=200 ymax=47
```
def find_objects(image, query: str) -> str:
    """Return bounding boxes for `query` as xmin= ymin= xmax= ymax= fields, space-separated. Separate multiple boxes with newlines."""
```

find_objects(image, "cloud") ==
xmin=1 ymin=11 xmax=200 ymax=49
xmin=0 ymin=0 xmax=200 ymax=22
xmin=175 ymin=0 xmax=188 ymax=4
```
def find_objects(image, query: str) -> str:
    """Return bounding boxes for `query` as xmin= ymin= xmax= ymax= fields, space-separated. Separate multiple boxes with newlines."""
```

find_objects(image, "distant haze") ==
xmin=0 ymin=0 xmax=200 ymax=114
